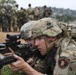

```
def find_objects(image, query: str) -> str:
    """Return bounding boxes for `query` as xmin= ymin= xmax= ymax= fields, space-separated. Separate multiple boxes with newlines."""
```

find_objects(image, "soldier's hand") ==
xmin=9 ymin=54 xmax=26 ymax=71
xmin=3 ymin=47 xmax=14 ymax=56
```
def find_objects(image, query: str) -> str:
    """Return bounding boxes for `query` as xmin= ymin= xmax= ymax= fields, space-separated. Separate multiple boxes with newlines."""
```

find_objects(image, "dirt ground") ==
xmin=0 ymin=32 xmax=25 ymax=43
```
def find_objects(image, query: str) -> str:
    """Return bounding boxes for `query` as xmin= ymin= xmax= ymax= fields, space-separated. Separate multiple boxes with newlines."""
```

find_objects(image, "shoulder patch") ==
xmin=58 ymin=57 xmax=69 ymax=69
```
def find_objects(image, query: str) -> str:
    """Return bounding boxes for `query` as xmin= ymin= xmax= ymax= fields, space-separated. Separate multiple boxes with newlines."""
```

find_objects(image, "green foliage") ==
xmin=56 ymin=15 xmax=76 ymax=22
xmin=0 ymin=0 xmax=16 ymax=9
xmin=0 ymin=0 xmax=16 ymax=4
xmin=1 ymin=65 xmax=24 ymax=75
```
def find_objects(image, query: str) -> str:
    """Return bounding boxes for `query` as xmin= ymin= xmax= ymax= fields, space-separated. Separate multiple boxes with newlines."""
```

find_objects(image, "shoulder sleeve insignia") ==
xmin=58 ymin=57 xmax=69 ymax=69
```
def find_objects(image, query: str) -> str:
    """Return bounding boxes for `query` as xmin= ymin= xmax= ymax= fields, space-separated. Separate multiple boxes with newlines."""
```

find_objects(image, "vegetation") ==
xmin=56 ymin=15 xmax=76 ymax=22
xmin=51 ymin=7 xmax=76 ymax=22
xmin=0 ymin=0 xmax=16 ymax=10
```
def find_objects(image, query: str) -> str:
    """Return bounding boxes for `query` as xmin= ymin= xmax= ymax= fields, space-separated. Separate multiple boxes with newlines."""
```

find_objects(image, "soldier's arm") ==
xmin=10 ymin=54 xmax=45 ymax=75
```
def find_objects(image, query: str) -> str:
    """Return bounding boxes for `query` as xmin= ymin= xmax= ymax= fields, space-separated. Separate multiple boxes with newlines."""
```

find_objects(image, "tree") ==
xmin=56 ymin=15 xmax=76 ymax=22
xmin=0 ymin=0 xmax=16 ymax=9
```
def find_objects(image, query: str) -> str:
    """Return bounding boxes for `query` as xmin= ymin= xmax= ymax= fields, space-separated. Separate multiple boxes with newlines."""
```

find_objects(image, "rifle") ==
xmin=0 ymin=34 xmax=21 ymax=54
xmin=0 ymin=43 xmax=37 ymax=69
xmin=0 ymin=34 xmax=38 ymax=69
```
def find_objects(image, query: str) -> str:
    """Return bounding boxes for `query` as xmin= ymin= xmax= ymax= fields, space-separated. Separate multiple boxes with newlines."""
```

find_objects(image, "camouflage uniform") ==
xmin=53 ymin=22 xmax=76 ymax=75
xmin=34 ymin=7 xmax=40 ymax=20
xmin=31 ymin=18 xmax=62 ymax=75
xmin=18 ymin=8 xmax=26 ymax=31
xmin=67 ymin=23 xmax=76 ymax=41
xmin=27 ymin=4 xmax=34 ymax=21
xmin=42 ymin=5 xmax=52 ymax=18
xmin=54 ymin=37 xmax=76 ymax=75
xmin=12 ymin=11 xmax=18 ymax=32
xmin=31 ymin=18 xmax=76 ymax=75
xmin=1 ymin=8 xmax=9 ymax=32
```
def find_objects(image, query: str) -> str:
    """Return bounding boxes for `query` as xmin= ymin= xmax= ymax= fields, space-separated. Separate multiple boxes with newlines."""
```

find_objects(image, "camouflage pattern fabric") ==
xmin=54 ymin=37 xmax=76 ymax=75
xmin=34 ymin=57 xmax=47 ymax=73
xmin=20 ymin=21 xmax=37 ymax=39
xmin=34 ymin=7 xmax=40 ymax=20
xmin=42 ymin=6 xmax=52 ymax=18
xmin=31 ymin=17 xmax=62 ymax=38
xmin=34 ymin=56 xmax=54 ymax=74
xmin=67 ymin=23 xmax=76 ymax=39
xmin=27 ymin=7 xmax=34 ymax=21
xmin=57 ymin=22 xmax=68 ymax=37
xmin=30 ymin=18 xmax=76 ymax=75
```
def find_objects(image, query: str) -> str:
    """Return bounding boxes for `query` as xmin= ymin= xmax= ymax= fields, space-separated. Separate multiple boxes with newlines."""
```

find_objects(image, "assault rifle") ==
xmin=0 ymin=34 xmax=21 ymax=54
xmin=0 ymin=43 xmax=37 ymax=69
xmin=0 ymin=34 xmax=38 ymax=69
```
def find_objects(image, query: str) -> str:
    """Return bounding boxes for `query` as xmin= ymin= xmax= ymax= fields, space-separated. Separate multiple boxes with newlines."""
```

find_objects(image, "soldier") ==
xmin=20 ymin=20 xmax=41 ymax=65
xmin=12 ymin=10 xmax=18 ymax=32
xmin=18 ymin=7 xmax=26 ymax=31
xmin=1 ymin=21 xmax=37 ymax=75
xmin=42 ymin=5 xmax=52 ymax=18
xmin=8 ymin=18 xmax=62 ymax=75
xmin=34 ymin=7 xmax=40 ymax=20
xmin=27 ymin=4 xmax=34 ymax=21
xmin=1 ymin=7 xmax=9 ymax=32
xmin=7 ymin=18 xmax=76 ymax=75
xmin=20 ymin=20 xmax=37 ymax=48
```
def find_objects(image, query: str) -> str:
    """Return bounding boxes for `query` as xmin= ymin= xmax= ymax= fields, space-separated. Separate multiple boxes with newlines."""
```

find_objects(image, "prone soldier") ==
xmin=1 ymin=18 xmax=76 ymax=75
xmin=1 ymin=20 xmax=37 ymax=75
xmin=8 ymin=17 xmax=63 ymax=75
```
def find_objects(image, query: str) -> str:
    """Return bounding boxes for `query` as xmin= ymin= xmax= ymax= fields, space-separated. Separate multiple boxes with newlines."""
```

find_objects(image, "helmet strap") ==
xmin=44 ymin=36 xmax=57 ymax=53
xmin=44 ymin=37 xmax=52 ymax=52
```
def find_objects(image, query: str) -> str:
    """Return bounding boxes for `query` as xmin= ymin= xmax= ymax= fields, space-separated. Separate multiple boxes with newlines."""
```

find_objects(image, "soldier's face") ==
xmin=34 ymin=35 xmax=57 ymax=55
xmin=34 ymin=36 xmax=47 ymax=55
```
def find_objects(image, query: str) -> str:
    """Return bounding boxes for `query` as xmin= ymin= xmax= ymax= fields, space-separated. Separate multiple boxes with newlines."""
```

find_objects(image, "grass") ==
xmin=0 ymin=65 xmax=23 ymax=75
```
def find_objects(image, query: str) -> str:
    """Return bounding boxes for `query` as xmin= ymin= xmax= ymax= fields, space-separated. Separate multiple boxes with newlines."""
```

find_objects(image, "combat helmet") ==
xmin=20 ymin=21 xmax=36 ymax=39
xmin=31 ymin=18 xmax=62 ymax=38
xmin=68 ymin=23 xmax=76 ymax=39
xmin=57 ymin=22 xmax=68 ymax=31
xmin=57 ymin=22 xmax=68 ymax=37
